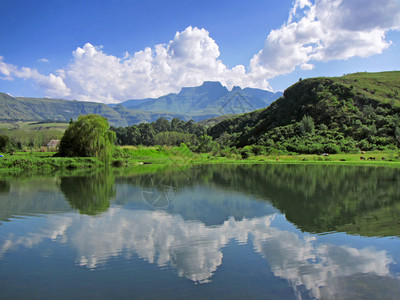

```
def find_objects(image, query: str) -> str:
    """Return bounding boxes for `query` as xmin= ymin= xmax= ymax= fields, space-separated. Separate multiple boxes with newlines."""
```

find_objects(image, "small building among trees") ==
xmin=47 ymin=139 xmax=60 ymax=151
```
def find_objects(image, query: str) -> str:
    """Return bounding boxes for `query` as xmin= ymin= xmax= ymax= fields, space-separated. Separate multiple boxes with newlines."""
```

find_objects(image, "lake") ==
xmin=1 ymin=164 xmax=400 ymax=299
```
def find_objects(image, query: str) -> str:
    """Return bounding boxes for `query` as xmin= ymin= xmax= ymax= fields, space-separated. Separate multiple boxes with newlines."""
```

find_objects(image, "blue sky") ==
xmin=1 ymin=0 xmax=400 ymax=103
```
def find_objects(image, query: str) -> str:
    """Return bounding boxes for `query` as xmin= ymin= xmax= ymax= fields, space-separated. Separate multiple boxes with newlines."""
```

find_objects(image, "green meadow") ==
xmin=1 ymin=146 xmax=399 ymax=175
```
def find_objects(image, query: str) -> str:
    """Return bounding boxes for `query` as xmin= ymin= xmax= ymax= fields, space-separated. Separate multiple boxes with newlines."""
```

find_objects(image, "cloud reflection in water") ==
xmin=0 ymin=207 xmax=395 ymax=297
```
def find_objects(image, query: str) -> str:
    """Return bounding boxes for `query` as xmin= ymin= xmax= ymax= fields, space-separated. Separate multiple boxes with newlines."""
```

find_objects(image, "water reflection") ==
xmin=0 ymin=177 xmax=71 ymax=222
xmin=0 ymin=208 xmax=396 ymax=298
xmin=252 ymin=225 xmax=393 ymax=299
xmin=116 ymin=164 xmax=400 ymax=237
xmin=60 ymin=172 xmax=116 ymax=215
xmin=0 ymin=180 xmax=10 ymax=195
xmin=1 ymin=164 xmax=400 ymax=299
xmin=2 ymin=165 xmax=400 ymax=236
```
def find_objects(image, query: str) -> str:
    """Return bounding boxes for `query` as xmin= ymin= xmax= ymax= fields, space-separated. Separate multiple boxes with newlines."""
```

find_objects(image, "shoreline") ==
xmin=1 ymin=150 xmax=400 ymax=175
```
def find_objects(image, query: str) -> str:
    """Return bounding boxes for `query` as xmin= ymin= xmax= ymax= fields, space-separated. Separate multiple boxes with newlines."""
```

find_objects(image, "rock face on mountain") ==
xmin=115 ymin=81 xmax=282 ymax=117
xmin=0 ymin=82 xmax=282 ymax=126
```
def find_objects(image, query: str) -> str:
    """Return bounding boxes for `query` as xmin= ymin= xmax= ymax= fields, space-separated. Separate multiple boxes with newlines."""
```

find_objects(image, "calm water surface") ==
xmin=1 ymin=164 xmax=400 ymax=299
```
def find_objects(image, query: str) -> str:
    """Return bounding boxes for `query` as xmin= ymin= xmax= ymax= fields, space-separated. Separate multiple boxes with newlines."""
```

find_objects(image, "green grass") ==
xmin=1 ymin=147 xmax=399 ymax=175
xmin=201 ymin=152 xmax=400 ymax=167
xmin=114 ymin=145 xmax=198 ymax=165
xmin=0 ymin=121 xmax=69 ymax=131
xmin=0 ymin=153 xmax=104 ymax=174
xmin=0 ymin=121 xmax=69 ymax=151
xmin=341 ymin=71 xmax=400 ymax=106
xmin=114 ymin=146 xmax=400 ymax=167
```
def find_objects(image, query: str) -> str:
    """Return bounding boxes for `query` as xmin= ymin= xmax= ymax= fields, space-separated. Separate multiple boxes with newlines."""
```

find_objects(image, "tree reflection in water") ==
xmin=60 ymin=171 xmax=116 ymax=215
xmin=0 ymin=180 xmax=10 ymax=195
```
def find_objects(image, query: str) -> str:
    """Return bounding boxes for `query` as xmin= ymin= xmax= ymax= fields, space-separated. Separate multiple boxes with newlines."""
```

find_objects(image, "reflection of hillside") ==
xmin=336 ymin=202 xmax=400 ymax=237
xmin=60 ymin=171 xmax=116 ymax=215
xmin=206 ymin=164 xmax=400 ymax=236
xmin=115 ymin=165 xmax=400 ymax=236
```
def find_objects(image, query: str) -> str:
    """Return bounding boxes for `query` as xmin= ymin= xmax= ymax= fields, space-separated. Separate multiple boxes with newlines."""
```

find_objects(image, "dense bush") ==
xmin=196 ymin=134 xmax=218 ymax=153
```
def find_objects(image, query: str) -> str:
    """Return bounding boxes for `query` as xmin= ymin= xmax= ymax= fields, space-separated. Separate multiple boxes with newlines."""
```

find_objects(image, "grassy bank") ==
xmin=113 ymin=145 xmax=400 ymax=168
xmin=1 ymin=146 xmax=400 ymax=174
xmin=0 ymin=151 xmax=103 ymax=174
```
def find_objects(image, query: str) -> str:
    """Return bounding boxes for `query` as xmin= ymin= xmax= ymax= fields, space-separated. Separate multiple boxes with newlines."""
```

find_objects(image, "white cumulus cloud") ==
xmin=0 ymin=56 xmax=70 ymax=97
xmin=250 ymin=0 xmax=400 ymax=78
xmin=55 ymin=26 xmax=271 ymax=103
xmin=0 ymin=1 xmax=399 ymax=103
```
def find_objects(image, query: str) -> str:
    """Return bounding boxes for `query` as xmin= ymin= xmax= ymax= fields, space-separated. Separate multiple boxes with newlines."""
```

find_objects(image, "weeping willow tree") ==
xmin=59 ymin=114 xmax=116 ymax=164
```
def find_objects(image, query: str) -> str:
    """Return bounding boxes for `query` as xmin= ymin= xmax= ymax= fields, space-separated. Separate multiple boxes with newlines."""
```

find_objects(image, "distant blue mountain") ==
xmin=108 ymin=98 xmax=153 ymax=109
xmin=0 ymin=82 xmax=283 ymax=127
xmin=115 ymin=81 xmax=283 ymax=117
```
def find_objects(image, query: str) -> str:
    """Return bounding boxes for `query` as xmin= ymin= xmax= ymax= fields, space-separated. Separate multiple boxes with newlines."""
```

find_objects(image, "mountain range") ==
xmin=0 ymin=82 xmax=282 ymax=127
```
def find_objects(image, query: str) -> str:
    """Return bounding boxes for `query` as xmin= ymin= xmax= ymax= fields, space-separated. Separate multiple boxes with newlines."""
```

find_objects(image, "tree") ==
xmin=58 ymin=114 xmax=116 ymax=163
xmin=171 ymin=117 xmax=184 ymax=131
xmin=197 ymin=134 xmax=218 ymax=153
xmin=299 ymin=115 xmax=315 ymax=136
xmin=153 ymin=117 xmax=171 ymax=133
xmin=396 ymin=126 xmax=400 ymax=145
xmin=154 ymin=131 xmax=196 ymax=146
xmin=0 ymin=134 xmax=11 ymax=152
xmin=138 ymin=123 xmax=155 ymax=146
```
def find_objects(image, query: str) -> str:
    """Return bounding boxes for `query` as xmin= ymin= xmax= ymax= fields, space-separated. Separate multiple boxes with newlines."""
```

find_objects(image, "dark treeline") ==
xmin=110 ymin=117 xmax=207 ymax=147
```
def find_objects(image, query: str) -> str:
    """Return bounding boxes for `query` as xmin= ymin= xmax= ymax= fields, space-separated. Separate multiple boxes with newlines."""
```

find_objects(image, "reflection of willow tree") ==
xmin=60 ymin=171 xmax=116 ymax=215
xmin=0 ymin=180 xmax=10 ymax=195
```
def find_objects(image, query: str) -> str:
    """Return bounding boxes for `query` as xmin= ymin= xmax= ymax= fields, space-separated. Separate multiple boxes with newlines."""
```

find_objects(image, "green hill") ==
xmin=208 ymin=71 xmax=400 ymax=153
xmin=0 ymin=93 xmax=128 ymax=127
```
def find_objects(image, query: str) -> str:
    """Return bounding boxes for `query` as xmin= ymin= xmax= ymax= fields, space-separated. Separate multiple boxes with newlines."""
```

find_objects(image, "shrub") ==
xmin=240 ymin=146 xmax=253 ymax=159
xmin=299 ymin=115 xmax=315 ymax=136
xmin=322 ymin=143 xmax=340 ymax=154
xmin=196 ymin=135 xmax=218 ymax=153
xmin=251 ymin=145 xmax=265 ymax=155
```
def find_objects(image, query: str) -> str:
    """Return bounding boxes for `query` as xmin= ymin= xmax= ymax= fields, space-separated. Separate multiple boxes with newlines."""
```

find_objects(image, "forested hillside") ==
xmin=209 ymin=72 xmax=400 ymax=153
